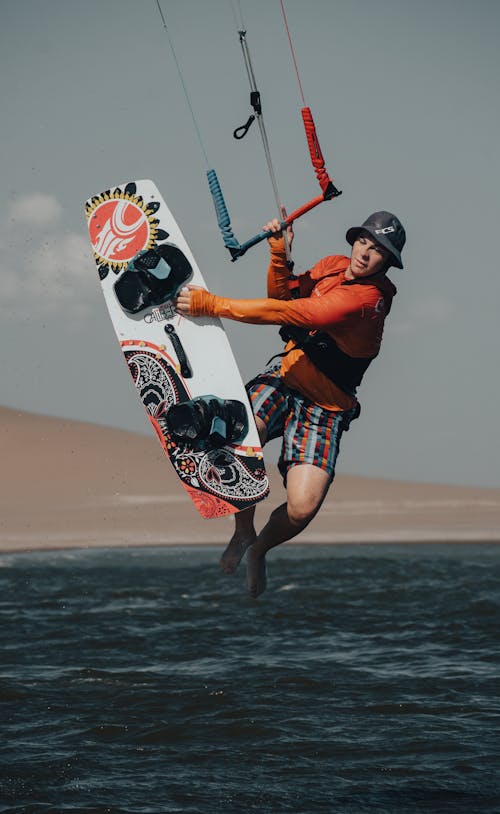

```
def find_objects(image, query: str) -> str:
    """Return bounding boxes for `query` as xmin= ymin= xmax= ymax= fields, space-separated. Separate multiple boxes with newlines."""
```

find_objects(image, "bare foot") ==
xmin=220 ymin=530 xmax=257 ymax=575
xmin=246 ymin=545 xmax=267 ymax=599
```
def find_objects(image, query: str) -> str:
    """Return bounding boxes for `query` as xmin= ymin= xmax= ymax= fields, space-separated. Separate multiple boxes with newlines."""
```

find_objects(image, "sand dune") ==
xmin=0 ymin=406 xmax=499 ymax=553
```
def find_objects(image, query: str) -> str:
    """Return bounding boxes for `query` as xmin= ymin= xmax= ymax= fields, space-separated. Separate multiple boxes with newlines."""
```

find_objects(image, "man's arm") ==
xmin=266 ymin=234 xmax=293 ymax=300
xmin=266 ymin=219 xmax=295 ymax=300
xmin=176 ymin=283 xmax=359 ymax=331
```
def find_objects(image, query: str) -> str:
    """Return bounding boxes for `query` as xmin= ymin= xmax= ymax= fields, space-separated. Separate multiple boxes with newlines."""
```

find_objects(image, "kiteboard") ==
xmin=84 ymin=179 xmax=269 ymax=519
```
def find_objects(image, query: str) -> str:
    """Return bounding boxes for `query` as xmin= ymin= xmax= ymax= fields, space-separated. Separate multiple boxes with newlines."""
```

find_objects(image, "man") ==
xmin=175 ymin=211 xmax=406 ymax=598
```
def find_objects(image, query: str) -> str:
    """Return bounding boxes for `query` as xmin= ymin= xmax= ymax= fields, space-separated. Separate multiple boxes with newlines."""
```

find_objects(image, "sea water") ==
xmin=0 ymin=544 xmax=499 ymax=814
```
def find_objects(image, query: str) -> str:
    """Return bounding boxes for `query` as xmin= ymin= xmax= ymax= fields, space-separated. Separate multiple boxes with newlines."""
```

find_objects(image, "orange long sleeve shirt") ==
xmin=190 ymin=237 xmax=396 ymax=411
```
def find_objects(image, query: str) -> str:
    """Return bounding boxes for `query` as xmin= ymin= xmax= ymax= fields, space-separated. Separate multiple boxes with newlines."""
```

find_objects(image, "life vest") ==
xmin=278 ymin=325 xmax=373 ymax=397
xmin=277 ymin=270 xmax=394 ymax=396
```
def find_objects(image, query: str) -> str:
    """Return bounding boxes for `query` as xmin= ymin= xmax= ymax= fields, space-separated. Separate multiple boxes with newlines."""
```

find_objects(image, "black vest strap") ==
xmin=278 ymin=326 xmax=373 ymax=396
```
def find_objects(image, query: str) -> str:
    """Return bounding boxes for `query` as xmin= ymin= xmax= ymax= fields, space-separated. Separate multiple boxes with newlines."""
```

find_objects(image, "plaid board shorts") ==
xmin=246 ymin=366 xmax=360 ymax=483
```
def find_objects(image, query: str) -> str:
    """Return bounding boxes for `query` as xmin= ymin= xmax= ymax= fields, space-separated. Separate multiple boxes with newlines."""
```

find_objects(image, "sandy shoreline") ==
xmin=1 ymin=406 xmax=499 ymax=554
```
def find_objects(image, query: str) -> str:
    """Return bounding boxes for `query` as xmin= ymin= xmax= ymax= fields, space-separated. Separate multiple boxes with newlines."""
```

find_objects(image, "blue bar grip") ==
xmin=237 ymin=228 xmax=280 ymax=255
xmin=207 ymin=168 xmax=289 ymax=261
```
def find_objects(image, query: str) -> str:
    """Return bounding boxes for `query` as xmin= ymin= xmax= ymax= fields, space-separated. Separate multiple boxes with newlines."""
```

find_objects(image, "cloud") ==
xmin=0 ymin=193 xmax=98 ymax=320
xmin=8 ymin=193 xmax=63 ymax=228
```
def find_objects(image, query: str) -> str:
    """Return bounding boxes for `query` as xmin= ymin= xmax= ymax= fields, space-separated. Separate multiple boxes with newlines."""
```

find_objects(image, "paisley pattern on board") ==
xmin=124 ymin=345 xmax=269 ymax=517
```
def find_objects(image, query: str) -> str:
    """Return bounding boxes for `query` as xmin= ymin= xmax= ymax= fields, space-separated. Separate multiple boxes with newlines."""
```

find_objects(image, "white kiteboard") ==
xmin=84 ymin=179 xmax=269 ymax=518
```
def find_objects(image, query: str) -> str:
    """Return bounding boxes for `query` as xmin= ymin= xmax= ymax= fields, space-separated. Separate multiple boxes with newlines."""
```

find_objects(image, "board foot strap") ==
xmin=166 ymin=395 xmax=248 ymax=448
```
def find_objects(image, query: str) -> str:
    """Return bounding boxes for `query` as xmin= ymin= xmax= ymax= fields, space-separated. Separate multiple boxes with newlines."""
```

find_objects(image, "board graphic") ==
xmin=84 ymin=180 xmax=269 ymax=518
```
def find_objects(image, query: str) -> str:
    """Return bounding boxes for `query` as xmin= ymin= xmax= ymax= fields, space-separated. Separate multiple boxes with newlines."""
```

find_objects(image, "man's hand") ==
xmin=263 ymin=216 xmax=294 ymax=250
xmin=175 ymin=285 xmax=204 ymax=316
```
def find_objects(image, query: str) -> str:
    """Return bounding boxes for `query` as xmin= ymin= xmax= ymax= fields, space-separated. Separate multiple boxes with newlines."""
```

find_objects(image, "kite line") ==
xmin=155 ymin=0 xmax=342 ymax=261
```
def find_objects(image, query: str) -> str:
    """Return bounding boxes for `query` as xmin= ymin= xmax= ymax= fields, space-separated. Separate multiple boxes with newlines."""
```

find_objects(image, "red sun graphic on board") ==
xmin=88 ymin=198 xmax=151 ymax=264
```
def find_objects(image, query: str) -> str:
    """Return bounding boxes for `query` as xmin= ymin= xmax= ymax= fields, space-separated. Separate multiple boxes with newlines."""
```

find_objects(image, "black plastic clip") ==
xmin=234 ymin=114 xmax=255 ymax=139
xmin=233 ymin=91 xmax=262 ymax=139
xmin=323 ymin=181 xmax=343 ymax=201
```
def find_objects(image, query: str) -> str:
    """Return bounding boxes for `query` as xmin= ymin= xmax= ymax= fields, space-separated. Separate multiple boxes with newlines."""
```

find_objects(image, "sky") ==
xmin=1 ymin=0 xmax=499 ymax=489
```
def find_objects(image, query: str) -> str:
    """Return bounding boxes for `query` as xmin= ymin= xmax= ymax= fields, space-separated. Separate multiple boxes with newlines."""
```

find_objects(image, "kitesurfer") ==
xmin=175 ymin=211 xmax=406 ymax=598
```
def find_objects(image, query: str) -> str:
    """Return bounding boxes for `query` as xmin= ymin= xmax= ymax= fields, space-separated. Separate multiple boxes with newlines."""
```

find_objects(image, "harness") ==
xmin=277 ymin=325 xmax=373 ymax=397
